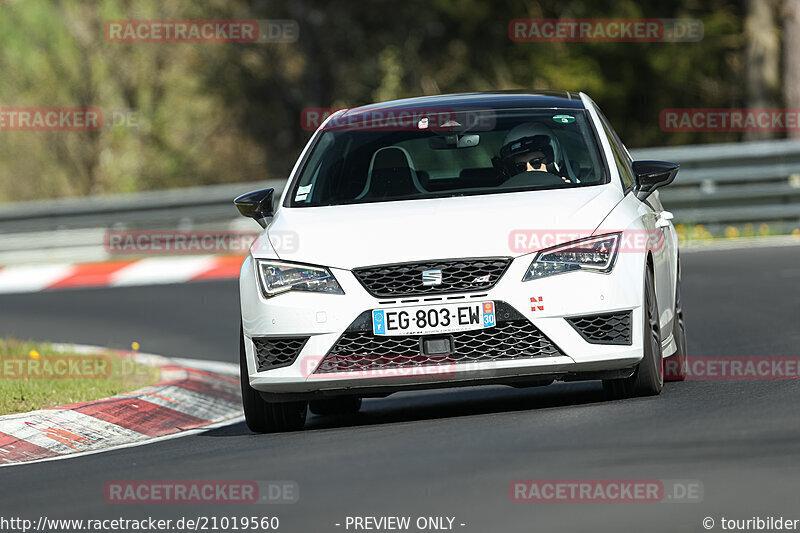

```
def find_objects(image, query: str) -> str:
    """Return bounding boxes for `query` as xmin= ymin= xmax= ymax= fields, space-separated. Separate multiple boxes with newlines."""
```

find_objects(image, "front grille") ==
xmin=566 ymin=311 xmax=632 ymax=345
xmin=352 ymin=257 xmax=512 ymax=297
xmin=252 ymin=337 xmax=309 ymax=371
xmin=315 ymin=302 xmax=563 ymax=374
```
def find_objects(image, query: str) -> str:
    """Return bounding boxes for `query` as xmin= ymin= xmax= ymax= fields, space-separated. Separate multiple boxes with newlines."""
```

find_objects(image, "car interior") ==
xmin=292 ymin=113 xmax=606 ymax=206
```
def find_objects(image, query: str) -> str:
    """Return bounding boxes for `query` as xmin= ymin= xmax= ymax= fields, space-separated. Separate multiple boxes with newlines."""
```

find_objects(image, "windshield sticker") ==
xmin=552 ymin=114 xmax=576 ymax=124
xmin=295 ymin=184 xmax=312 ymax=201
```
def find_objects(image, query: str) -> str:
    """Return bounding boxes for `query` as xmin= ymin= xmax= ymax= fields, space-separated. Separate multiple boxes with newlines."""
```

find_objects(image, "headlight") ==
xmin=256 ymin=260 xmax=344 ymax=298
xmin=522 ymin=233 xmax=620 ymax=281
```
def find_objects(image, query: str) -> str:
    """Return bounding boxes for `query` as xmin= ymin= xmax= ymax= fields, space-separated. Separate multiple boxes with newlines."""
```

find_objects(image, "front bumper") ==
xmin=240 ymin=251 xmax=646 ymax=396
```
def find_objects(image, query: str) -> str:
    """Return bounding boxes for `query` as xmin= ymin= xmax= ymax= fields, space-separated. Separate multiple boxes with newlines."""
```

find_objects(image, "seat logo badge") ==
xmin=471 ymin=275 xmax=491 ymax=283
xmin=422 ymin=269 xmax=443 ymax=286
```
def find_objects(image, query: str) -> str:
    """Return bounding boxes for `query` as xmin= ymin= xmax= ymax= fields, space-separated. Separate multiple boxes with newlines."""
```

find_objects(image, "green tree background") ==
xmin=0 ymin=0 xmax=770 ymax=203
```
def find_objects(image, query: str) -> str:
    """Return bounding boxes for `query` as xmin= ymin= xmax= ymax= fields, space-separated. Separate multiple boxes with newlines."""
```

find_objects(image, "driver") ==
xmin=494 ymin=122 xmax=572 ymax=183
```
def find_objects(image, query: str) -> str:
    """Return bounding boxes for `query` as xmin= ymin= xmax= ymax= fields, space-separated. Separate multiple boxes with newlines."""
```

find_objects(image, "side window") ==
xmin=595 ymin=109 xmax=635 ymax=192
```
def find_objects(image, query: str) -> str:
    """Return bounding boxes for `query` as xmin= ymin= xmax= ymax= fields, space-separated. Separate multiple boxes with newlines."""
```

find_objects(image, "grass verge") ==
xmin=0 ymin=338 xmax=160 ymax=415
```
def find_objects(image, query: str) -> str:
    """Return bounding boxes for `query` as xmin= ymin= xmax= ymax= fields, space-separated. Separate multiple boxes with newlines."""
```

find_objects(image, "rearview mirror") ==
xmin=428 ymin=134 xmax=480 ymax=149
xmin=632 ymin=160 xmax=680 ymax=200
xmin=234 ymin=188 xmax=274 ymax=228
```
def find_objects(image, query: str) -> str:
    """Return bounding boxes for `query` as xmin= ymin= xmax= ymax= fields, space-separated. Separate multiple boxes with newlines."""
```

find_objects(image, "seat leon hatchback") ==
xmin=234 ymin=91 xmax=687 ymax=433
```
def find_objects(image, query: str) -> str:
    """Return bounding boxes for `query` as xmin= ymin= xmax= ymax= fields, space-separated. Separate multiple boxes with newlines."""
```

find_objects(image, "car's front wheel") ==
xmin=664 ymin=260 xmax=688 ymax=381
xmin=603 ymin=265 xmax=664 ymax=399
xmin=240 ymin=324 xmax=307 ymax=433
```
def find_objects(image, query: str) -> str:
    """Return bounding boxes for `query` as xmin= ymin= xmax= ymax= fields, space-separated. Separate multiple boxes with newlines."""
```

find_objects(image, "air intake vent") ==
xmin=252 ymin=337 xmax=309 ymax=371
xmin=566 ymin=311 xmax=632 ymax=345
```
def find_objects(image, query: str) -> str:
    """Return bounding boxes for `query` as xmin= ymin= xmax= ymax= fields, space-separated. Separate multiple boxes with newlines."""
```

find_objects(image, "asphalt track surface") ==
xmin=1 ymin=245 xmax=799 ymax=532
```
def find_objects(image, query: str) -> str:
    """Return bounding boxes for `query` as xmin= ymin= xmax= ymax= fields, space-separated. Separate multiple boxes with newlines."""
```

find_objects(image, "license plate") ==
xmin=372 ymin=301 xmax=496 ymax=336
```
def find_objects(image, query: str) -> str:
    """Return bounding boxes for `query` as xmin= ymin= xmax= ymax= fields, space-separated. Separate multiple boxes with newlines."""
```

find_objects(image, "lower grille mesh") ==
xmin=316 ymin=319 xmax=563 ymax=374
xmin=253 ymin=337 xmax=309 ymax=371
xmin=566 ymin=311 xmax=632 ymax=345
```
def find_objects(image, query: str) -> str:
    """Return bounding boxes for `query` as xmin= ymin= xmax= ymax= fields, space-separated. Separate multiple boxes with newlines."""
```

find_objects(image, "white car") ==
xmin=235 ymin=91 xmax=687 ymax=433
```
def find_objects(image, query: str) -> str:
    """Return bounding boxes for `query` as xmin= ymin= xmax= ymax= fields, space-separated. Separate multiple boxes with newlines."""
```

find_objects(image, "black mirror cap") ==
xmin=234 ymin=188 xmax=275 ymax=227
xmin=632 ymin=160 xmax=680 ymax=200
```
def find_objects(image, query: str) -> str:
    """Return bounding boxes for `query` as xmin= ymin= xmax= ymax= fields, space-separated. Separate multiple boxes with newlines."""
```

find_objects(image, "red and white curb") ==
xmin=0 ymin=255 xmax=244 ymax=294
xmin=0 ymin=344 xmax=242 ymax=467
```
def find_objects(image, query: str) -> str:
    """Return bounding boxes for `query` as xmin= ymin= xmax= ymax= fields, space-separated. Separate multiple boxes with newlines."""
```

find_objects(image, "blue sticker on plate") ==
xmin=372 ymin=310 xmax=386 ymax=335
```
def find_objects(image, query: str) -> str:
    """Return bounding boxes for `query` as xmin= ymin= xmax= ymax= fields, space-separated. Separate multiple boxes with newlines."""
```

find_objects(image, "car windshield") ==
xmin=289 ymin=108 xmax=607 ymax=207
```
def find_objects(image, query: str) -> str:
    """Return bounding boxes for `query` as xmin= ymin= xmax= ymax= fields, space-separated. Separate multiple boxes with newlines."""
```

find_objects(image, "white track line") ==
xmin=170 ymin=357 xmax=239 ymax=377
xmin=50 ymin=344 xmax=238 ymax=376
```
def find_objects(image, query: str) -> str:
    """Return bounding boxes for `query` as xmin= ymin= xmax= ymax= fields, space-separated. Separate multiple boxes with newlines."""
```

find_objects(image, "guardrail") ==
xmin=0 ymin=180 xmax=285 ymax=233
xmin=631 ymin=139 xmax=800 ymax=227
xmin=0 ymin=140 xmax=798 ymax=264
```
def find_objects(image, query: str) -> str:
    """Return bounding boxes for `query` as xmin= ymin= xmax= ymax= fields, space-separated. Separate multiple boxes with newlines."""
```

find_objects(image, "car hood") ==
xmin=253 ymin=186 xmax=622 ymax=269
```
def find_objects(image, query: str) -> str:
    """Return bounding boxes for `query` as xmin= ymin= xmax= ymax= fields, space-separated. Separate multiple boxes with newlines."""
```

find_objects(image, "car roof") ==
xmin=341 ymin=91 xmax=586 ymax=117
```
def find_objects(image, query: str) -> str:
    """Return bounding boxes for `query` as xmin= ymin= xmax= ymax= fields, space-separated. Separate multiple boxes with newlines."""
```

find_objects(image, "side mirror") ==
xmin=234 ymin=188 xmax=274 ymax=228
xmin=632 ymin=160 xmax=680 ymax=200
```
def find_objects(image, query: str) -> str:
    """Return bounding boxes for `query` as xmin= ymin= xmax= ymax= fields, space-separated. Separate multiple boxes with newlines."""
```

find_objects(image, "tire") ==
xmin=240 ymin=324 xmax=307 ymax=433
xmin=309 ymin=396 xmax=362 ymax=416
xmin=603 ymin=265 xmax=664 ymax=399
xmin=664 ymin=260 xmax=688 ymax=381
